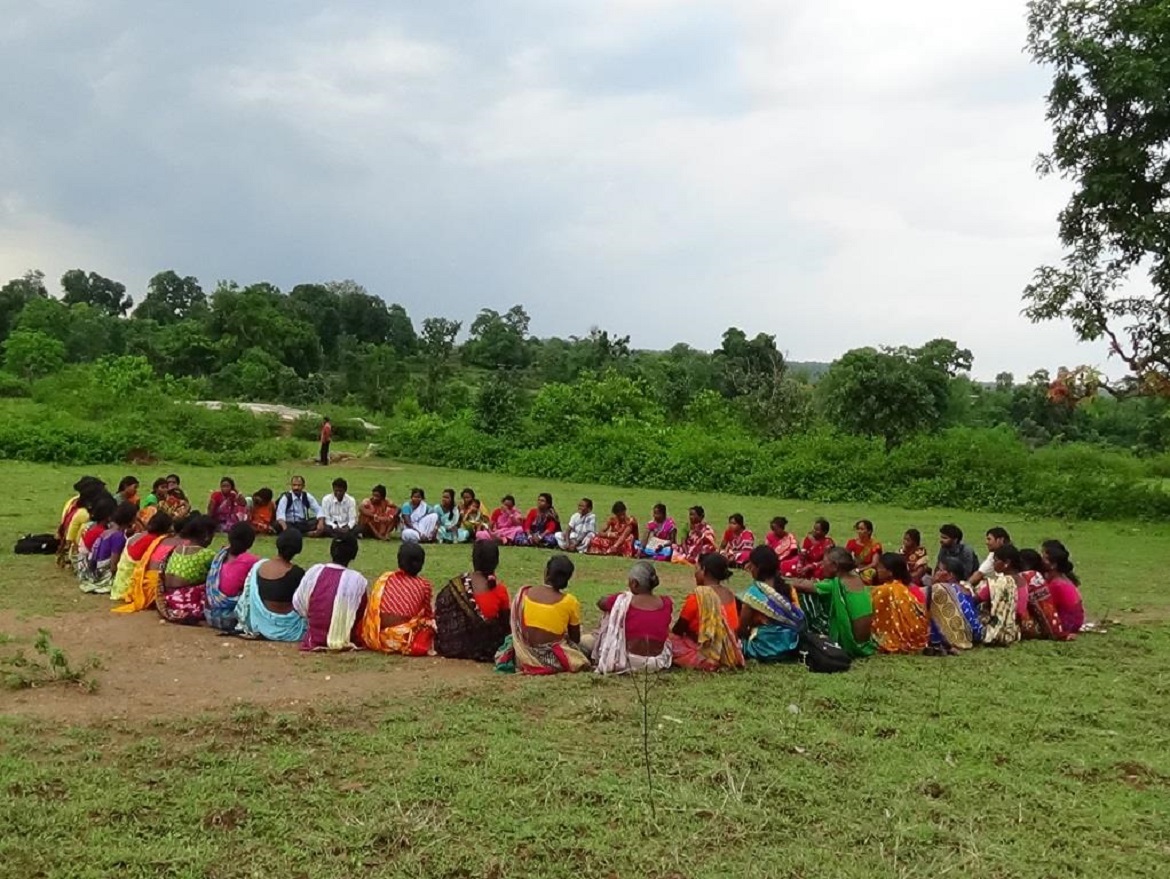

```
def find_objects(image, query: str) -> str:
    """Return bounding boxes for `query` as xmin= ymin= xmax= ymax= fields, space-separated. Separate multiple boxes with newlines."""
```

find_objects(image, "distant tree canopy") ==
xmin=1 ymin=265 xmax=1167 ymax=452
xmin=1026 ymin=0 xmax=1170 ymax=397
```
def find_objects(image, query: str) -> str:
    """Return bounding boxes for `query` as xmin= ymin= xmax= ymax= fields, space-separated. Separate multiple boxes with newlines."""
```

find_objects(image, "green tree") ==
xmin=208 ymin=282 xmax=322 ymax=376
xmin=1024 ymin=0 xmax=1170 ymax=395
xmin=817 ymin=347 xmax=937 ymax=446
xmin=464 ymin=306 xmax=532 ymax=369
xmin=60 ymin=269 xmax=132 ymax=316
xmin=0 ymin=270 xmax=48 ymax=344
xmin=417 ymin=317 xmax=462 ymax=412
xmin=474 ymin=372 xmax=525 ymax=434
xmin=289 ymin=284 xmax=342 ymax=356
xmin=134 ymin=271 xmax=206 ymax=325
xmin=3 ymin=329 xmax=65 ymax=380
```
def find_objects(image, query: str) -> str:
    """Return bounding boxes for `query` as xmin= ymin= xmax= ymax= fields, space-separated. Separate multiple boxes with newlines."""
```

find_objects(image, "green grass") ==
xmin=1 ymin=458 xmax=1169 ymax=878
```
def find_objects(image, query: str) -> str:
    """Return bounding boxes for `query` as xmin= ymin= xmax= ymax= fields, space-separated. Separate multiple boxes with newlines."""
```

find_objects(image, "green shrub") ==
xmin=0 ymin=371 xmax=29 ymax=398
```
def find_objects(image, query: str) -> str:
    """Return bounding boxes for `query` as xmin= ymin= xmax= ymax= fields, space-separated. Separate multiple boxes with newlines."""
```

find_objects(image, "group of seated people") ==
xmin=53 ymin=474 xmax=1087 ymax=673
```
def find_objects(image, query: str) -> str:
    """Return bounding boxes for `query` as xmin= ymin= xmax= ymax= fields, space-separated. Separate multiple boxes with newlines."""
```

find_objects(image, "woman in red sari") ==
xmin=719 ymin=514 xmax=755 ymax=568
xmin=588 ymin=502 xmax=639 ymax=557
xmin=845 ymin=519 xmax=883 ymax=584
xmin=671 ymin=506 xmax=718 ymax=566
xmin=793 ymin=517 xmax=834 ymax=579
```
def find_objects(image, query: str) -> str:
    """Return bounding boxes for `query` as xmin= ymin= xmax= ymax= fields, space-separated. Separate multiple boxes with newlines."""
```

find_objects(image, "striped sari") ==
xmin=669 ymin=585 xmax=745 ymax=671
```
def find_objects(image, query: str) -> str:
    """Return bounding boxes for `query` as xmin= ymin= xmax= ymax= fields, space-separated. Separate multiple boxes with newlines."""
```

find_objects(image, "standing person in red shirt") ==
xmin=319 ymin=417 xmax=332 ymax=466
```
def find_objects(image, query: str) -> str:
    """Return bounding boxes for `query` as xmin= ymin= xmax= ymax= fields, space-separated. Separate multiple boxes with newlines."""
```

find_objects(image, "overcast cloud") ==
xmin=0 ymin=0 xmax=1110 ymax=377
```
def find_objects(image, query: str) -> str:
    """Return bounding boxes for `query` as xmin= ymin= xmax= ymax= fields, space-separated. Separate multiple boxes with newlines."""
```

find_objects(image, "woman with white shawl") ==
xmin=585 ymin=561 xmax=674 ymax=675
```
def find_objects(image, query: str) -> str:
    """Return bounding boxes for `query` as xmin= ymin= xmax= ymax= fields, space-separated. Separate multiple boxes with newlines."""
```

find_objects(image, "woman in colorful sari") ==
xmin=363 ymin=542 xmax=436 ymax=655
xmin=738 ymin=546 xmax=804 ymax=662
xmin=156 ymin=515 xmax=218 ymax=624
xmin=586 ymin=561 xmax=673 ymax=675
xmin=767 ymin=517 xmax=800 ymax=572
xmin=158 ymin=483 xmax=191 ymax=523
xmin=111 ymin=511 xmax=172 ymax=604
xmin=57 ymin=476 xmax=105 ymax=568
xmin=459 ymin=488 xmax=477 ymax=516
xmin=74 ymin=493 xmax=116 ymax=581
xmin=399 ymin=488 xmax=439 ymax=544
xmin=113 ymin=515 xmax=182 ymax=614
xmin=203 ymin=522 xmax=261 ymax=632
xmin=670 ymin=553 xmax=745 ymax=670
xmin=357 ymin=484 xmax=398 ymax=540
xmin=114 ymin=476 xmax=140 ymax=507
xmin=434 ymin=488 xmax=462 ymax=544
xmin=1041 ymin=540 xmax=1084 ymax=636
xmin=81 ymin=501 xmax=137 ymax=595
xmin=490 ymin=495 xmax=524 ymax=545
xmin=515 ymin=493 xmax=561 ymax=548
xmin=435 ymin=540 xmax=511 ymax=661
xmin=135 ymin=477 xmax=168 ymax=533
xmin=845 ymin=519 xmax=883 ymax=584
xmin=923 ymin=557 xmax=982 ymax=652
xmin=293 ymin=534 xmax=369 ymax=651
xmin=670 ymin=506 xmax=718 ymax=566
xmin=207 ymin=476 xmax=248 ymax=533
xmin=870 ymin=552 xmax=928 ymax=655
xmin=495 ymin=555 xmax=590 ymax=674
xmin=790 ymin=518 xmax=835 ymax=580
xmin=588 ymin=501 xmax=639 ymax=557
xmin=235 ymin=530 xmax=308 ymax=641
xmin=458 ymin=498 xmax=492 ymax=543
xmin=719 ymin=513 xmax=756 ymax=568
xmin=901 ymin=529 xmax=931 ymax=586
xmin=635 ymin=503 xmax=676 ymax=560
xmin=1015 ymin=549 xmax=1067 ymax=640
xmin=974 ymin=544 xmax=1021 ymax=647
xmin=791 ymin=547 xmax=875 ymax=659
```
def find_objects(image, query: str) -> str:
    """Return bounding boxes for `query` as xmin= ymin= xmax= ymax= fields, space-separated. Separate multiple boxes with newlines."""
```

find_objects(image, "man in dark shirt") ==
xmin=936 ymin=523 xmax=979 ymax=581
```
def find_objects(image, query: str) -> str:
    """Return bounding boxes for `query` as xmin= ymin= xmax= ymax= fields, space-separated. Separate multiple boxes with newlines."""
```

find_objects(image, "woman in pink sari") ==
xmin=636 ymin=503 xmax=676 ymax=560
xmin=207 ymin=477 xmax=248 ymax=533
xmin=490 ymin=495 xmax=524 ymax=545
xmin=768 ymin=517 xmax=801 ymax=574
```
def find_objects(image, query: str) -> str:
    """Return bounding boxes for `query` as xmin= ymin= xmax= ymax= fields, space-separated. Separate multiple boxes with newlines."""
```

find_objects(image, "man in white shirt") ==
xmin=275 ymin=475 xmax=323 ymax=535
xmin=316 ymin=477 xmax=358 ymax=538
xmin=557 ymin=497 xmax=597 ymax=552
xmin=968 ymin=526 xmax=1011 ymax=587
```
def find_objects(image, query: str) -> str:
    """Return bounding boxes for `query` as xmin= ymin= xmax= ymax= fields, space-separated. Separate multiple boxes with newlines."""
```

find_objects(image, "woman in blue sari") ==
xmin=235 ymin=529 xmax=308 ymax=642
xmin=738 ymin=546 xmax=804 ymax=661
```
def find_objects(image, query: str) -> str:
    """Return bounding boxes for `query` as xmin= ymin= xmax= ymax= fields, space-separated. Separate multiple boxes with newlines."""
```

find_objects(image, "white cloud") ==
xmin=0 ymin=0 xmax=1115 ymax=377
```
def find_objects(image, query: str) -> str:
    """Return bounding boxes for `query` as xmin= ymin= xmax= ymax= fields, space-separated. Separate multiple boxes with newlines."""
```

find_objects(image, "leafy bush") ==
xmin=0 ymin=371 xmax=29 ymax=398
xmin=376 ymin=415 xmax=1170 ymax=521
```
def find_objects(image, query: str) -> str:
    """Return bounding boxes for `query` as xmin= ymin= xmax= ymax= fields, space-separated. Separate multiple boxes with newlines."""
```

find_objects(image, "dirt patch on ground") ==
xmin=0 ymin=608 xmax=495 ymax=723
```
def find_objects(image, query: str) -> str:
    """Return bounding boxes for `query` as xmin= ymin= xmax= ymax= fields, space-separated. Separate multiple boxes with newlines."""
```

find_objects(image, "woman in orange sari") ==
xmin=113 ymin=516 xmax=183 ymax=614
xmin=362 ymin=543 xmax=436 ymax=655
xmin=669 ymin=553 xmax=744 ymax=671
xmin=870 ymin=552 xmax=928 ymax=654
xmin=248 ymin=488 xmax=277 ymax=535
xmin=587 ymin=502 xmax=639 ymax=557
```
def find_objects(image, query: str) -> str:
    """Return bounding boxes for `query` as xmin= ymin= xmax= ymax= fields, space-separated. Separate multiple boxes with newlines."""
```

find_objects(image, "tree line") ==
xmin=1 ymin=266 xmax=1168 ymax=454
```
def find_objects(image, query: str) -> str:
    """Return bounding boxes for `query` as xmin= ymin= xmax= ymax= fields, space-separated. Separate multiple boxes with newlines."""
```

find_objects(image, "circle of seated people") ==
xmin=53 ymin=473 xmax=1087 ymax=674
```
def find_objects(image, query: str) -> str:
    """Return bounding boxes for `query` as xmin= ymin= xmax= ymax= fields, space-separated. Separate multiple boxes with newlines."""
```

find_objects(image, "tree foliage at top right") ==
xmin=1025 ymin=0 xmax=1170 ymax=396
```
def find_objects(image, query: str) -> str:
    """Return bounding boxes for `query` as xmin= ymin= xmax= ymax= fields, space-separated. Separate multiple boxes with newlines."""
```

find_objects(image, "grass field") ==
xmin=1 ymin=456 xmax=1169 ymax=878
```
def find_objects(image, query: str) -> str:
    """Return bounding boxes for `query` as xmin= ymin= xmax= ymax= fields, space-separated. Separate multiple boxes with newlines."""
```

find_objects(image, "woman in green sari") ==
xmin=791 ymin=546 xmax=875 ymax=658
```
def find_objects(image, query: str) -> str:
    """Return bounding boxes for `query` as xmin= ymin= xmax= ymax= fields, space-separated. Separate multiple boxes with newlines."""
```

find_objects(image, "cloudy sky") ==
xmin=0 ymin=0 xmax=1110 ymax=377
